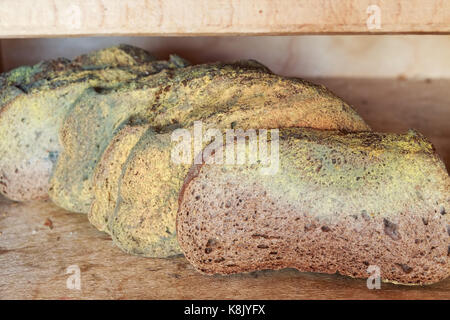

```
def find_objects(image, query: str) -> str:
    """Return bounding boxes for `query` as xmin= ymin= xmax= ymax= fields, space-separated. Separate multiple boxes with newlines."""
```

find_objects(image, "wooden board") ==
xmin=0 ymin=78 xmax=449 ymax=300
xmin=1 ymin=199 xmax=449 ymax=300
xmin=0 ymin=0 xmax=449 ymax=38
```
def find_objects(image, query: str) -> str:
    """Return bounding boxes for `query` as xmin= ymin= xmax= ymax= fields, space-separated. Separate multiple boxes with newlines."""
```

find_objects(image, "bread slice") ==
xmin=90 ymin=62 xmax=371 ymax=257
xmin=88 ymin=121 xmax=150 ymax=232
xmin=0 ymin=45 xmax=160 ymax=201
xmin=177 ymin=128 xmax=450 ymax=285
xmin=109 ymin=128 xmax=190 ymax=257
xmin=50 ymin=60 xmax=370 ymax=213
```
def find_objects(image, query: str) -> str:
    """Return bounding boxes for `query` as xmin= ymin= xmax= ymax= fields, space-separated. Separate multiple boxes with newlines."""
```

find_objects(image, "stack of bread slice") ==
xmin=0 ymin=45 xmax=186 ymax=201
xmin=0 ymin=45 xmax=448 ymax=285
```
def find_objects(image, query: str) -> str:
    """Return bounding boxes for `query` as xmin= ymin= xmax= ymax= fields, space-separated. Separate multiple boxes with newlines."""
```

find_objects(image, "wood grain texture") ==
xmin=0 ymin=198 xmax=449 ymax=300
xmin=0 ymin=0 xmax=449 ymax=38
xmin=0 ymin=78 xmax=449 ymax=300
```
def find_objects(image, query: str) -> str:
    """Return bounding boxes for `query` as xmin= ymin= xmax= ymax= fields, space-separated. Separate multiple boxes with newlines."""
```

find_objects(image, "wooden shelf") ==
xmin=0 ymin=0 xmax=449 ymax=38
xmin=1 ymin=77 xmax=449 ymax=300
xmin=1 ymin=198 xmax=449 ymax=300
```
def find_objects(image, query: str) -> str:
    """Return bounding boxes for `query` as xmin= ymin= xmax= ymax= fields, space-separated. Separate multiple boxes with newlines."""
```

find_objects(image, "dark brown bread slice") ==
xmin=177 ymin=128 xmax=450 ymax=285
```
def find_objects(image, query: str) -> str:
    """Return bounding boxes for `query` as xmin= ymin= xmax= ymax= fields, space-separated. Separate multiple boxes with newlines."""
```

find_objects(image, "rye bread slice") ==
xmin=51 ymin=60 xmax=370 ymax=213
xmin=177 ymin=128 xmax=450 ymax=285
xmin=89 ymin=121 xmax=150 ymax=232
xmin=0 ymin=45 xmax=159 ymax=201
xmin=90 ymin=63 xmax=371 ymax=257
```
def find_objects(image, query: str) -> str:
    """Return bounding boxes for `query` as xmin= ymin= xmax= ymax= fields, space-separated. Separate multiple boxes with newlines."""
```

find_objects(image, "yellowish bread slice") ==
xmin=89 ymin=121 xmax=150 ymax=232
xmin=177 ymin=129 xmax=450 ymax=285
xmin=109 ymin=129 xmax=189 ymax=257
xmin=49 ymin=56 xmax=191 ymax=213
xmin=72 ymin=44 xmax=156 ymax=68
xmin=0 ymin=58 xmax=72 ymax=108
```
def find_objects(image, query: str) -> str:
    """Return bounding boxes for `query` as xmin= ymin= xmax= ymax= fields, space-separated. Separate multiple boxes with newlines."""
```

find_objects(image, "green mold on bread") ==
xmin=50 ymin=60 xmax=370 ymax=214
xmin=88 ymin=121 xmax=150 ymax=232
xmin=90 ymin=64 xmax=372 ymax=257
xmin=109 ymin=128 xmax=189 ymax=257
xmin=0 ymin=45 xmax=185 ymax=201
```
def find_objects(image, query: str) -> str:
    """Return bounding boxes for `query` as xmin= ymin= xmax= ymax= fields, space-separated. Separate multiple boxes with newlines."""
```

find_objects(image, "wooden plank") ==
xmin=0 ymin=0 xmax=449 ymax=38
xmin=0 ymin=78 xmax=449 ymax=299
xmin=1 ymin=198 xmax=449 ymax=300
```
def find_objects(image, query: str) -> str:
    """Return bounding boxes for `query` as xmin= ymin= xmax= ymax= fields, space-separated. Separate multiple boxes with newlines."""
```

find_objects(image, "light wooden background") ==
xmin=1 ymin=35 xmax=450 ymax=79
